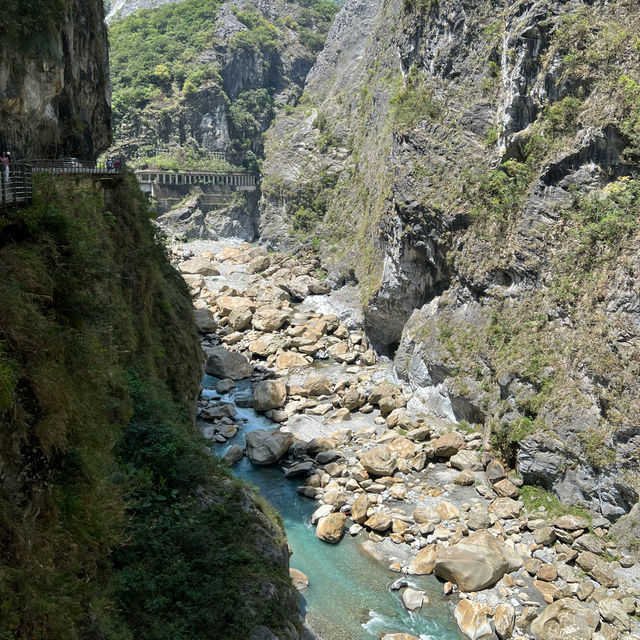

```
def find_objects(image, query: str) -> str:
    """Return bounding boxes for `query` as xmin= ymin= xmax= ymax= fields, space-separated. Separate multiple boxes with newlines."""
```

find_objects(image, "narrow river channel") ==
xmin=202 ymin=375 xmax=465 ymax=640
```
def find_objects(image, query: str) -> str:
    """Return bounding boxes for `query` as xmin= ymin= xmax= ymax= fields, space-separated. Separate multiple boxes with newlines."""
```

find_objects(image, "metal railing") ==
xmin=0 ymin=158 xmax=125 ymax=208
xmin=27 ymin=159 xmax=124 ymax=175
xmin=1 ymin=164 xmax=33 ymax=206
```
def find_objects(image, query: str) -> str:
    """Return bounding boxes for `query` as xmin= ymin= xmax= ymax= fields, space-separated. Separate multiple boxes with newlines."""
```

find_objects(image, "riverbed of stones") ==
xmin=172 ymin=240 xmax=640 ymax=640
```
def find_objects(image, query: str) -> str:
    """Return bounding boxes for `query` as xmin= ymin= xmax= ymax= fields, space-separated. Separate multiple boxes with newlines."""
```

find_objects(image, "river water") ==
xmin=203 ymin=375 xmax=465 ymax=640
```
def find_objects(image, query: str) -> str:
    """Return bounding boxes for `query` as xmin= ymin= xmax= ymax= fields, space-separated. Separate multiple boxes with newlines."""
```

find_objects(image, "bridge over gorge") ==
xmin=0 ymin=159 xmax=123 ymax=207
xmin=135 ymin=169 xmax=257 ymax=214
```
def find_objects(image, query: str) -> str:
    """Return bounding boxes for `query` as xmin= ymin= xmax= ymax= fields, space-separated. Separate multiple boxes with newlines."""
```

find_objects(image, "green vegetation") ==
xmin=570 ymin=177 xmax=640 ymax=260
xmin=520 ymin=486 xmax=592 ymax=522
xmin=229 ymin=88 xmax=275 ymax=148
xmin=491 ymin=417 xmax=537 ymax=464
xmin=114 ymin=375 xmax=296 ymax=640
xmin=0 ymin=173 xmax=295 ymax=639
xmin=402 ymin=0 xmax=436 ymax=15
xmin=131 ymin=152 xmax=240 ymax=173
xmin=389 ymin=70 xmax=442 ymax=132
xmin=0 ymin=0 xmax=71 ymax=53
xmin=263 ymin=168 xmax=338 ymax=237
xmin=231 ymin=8 xmax=282 ymax=53
xmin=108 ymin=0 xmax=339 ymax=168
xmin=109 ymin=0 xmax=223 ymax=115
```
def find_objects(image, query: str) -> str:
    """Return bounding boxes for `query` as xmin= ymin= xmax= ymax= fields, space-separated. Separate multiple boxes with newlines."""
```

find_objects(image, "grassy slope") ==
xmin=0 ymin=173 xmax=297 ymax=639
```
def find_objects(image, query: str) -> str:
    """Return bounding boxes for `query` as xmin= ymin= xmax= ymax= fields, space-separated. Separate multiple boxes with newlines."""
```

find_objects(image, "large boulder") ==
xmin=193 ymin=308 xmax=217 ymax=333
xmin=289 ymin=568 xmax=309 ymax=591
xmin=575 ymin=551 xmax=619 ymax=588
xmin=493 ymin=478 xmax=519 ymax=499
xmin=341 ymin=389 xmax=366 ymax=412
xmin=599 ymin=598 xmax=631 ymax=632
xmin=454 ymin=599 xmax=493 ymax=640
xmin=488 ymin=497 xmax=521 ymax=519
xmin=216 ymin=296 xmax=255 ymax=316
xmin=413 ymin=505 xmax=441 ymax=525
xmin=407 ymin=544 xmax=437 ymax=575
xmin=252 ymin=307 xmax=291 ymax=332
xmin=245 ymin=430 xmax=293 ymax=465
xmin=466 ymin=508 xmax=491 ymax=531
xmin=364 ymin=510 xmax=393 ymax=532
xmin=179 ymin=256 xmax=219 ymax=276
xmin=275 ymin=351 xmax=310 ymax=369
xmin=486 ymin=459 xmax=507 ymax=484
xmin=223 ymin=444 xmax=244 ymax=466
xmin=450 ymin=449 xmax=481 ymax=471
xmin=609 ymin=503 xmax=640 ymax=556
xmin=432 ymin=432 xmax=465 ymax=457
xmin=387 ymin=437 xmax=416 ymax=459
xmin=205 ymin=346 xmax=253 ymax=380
xmin=228 ymin=306 xmax=253 ymax=331
xmin=307 ymin=277 xmax=331 ymax=294
xmin=253 ymin=380 xmax=287 ymax=412
xmin=494 ymin=603 xmax=515 ymax=640
xmin=305 ymin=376 xmax=333 ymax=397
xmin=434 ymin=530 xmax=522 ymax=592
xmin=359 ymin=446 xmax=397 ymax=477
xmin=316 ymin=513 xmax=346 ymax=544
xmin=530 ymin=598 xmax=599 ymax=640
xmin=246 ymin=255 xmax=271 ymax=274
xmin=553 ymin=514 xmax=590 ymax=531
xmin=306 ymin=437 xmax=338 ymax=455
xmin=249 ymin=334 xmax=286 ymax=357
xmin=401 ymin=588 xmax=424 ymax=611
xmin=351 ymin=493 xmax=371 ymax=525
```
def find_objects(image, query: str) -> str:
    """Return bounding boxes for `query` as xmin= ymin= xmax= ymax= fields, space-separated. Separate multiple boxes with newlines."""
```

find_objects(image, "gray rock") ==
xmin=434 ymin=530 xmax=522 ymax=592
xmin=284 ymin=461 xmax=314 ymax=478
xmin=193 ymin=308 xmax=217 ymax=333
xmin=530 ymin=598 xmax=599 ymax=640
xmin=245 ymin=430 xmax=293 ymax=466
xmin=359 ymin=445 xmax=397 ymax=477
xmin=253 ymin=380 xmax=287 ymax=412
xmin=205 ymin=346 xmax=253 ymax=380
xmin=401 ymin=588 xmax=424 ymax=611
xmin=315 ymin=450 xmax=341 ymax=465
xmin=222 ymin=444 xmax=244 ymax=466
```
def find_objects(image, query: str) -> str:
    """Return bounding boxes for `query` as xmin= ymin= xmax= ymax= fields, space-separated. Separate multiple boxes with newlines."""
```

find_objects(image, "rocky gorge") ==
xmin=3 ymin=0 xmax=638 ymax=637
xmin=170 ymin=238 xmax=640 ymax=640
xmin=258 ymin=0 xmax=640 ymax=524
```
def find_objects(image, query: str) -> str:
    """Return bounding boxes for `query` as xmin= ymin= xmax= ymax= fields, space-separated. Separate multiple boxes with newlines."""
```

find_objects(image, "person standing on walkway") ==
xmin=1 ymin=152 xmax=9 ymax=182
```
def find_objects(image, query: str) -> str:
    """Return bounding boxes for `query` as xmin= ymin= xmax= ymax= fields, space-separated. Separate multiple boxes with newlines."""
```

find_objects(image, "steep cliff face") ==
xmin=0 ymin=174 xmax=301 ymax=640
xmin=109 ymin=0 xmax=338 ymax=169
xmin=260 ymin=0 xmax=640 ymax=517
xmin=107 ymin=0 xmax=187 ymax=23
xmin=0 ymin=0 xmax=111 ymax=159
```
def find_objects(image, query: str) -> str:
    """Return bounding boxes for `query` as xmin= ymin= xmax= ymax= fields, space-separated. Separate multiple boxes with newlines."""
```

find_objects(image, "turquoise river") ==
xmin=203 ymin=375 xmax=465 ymax=640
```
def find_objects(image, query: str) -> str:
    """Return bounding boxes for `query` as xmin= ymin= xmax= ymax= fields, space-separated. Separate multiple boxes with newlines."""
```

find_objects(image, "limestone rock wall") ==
xmin=106 ymin=0 xmax=186 ymax=23
xmin=110 ymin=0 xmax=325 ymax=166
xmin=0 ymin=0 xmax=111 ymax=159
xmin=259 ymin=0 xmax=640 ymax=518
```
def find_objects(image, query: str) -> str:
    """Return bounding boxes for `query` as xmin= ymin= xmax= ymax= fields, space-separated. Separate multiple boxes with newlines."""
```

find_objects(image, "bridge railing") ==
xmin=1 ymin=164 xmax=34 ymax=206
xmin=26 ymin=159 xmax=123 ymax=174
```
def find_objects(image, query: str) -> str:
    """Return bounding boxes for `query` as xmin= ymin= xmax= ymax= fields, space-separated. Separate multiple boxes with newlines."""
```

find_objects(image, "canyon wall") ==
xmin=260 ymin=0 xmax=640 ymax=518
xmin=0 ymin=0 xmax=111 ymax=158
